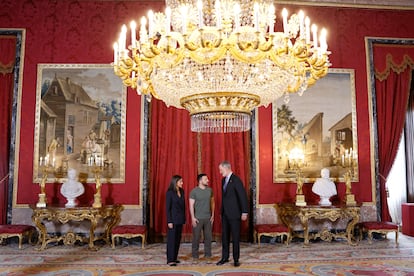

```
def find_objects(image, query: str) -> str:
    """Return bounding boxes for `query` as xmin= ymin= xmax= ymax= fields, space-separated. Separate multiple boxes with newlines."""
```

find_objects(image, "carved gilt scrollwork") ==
xmin=276 ymin=204 xmax=360 ymax=246
xmin=30 ymin=205 xmax=123 ymax=251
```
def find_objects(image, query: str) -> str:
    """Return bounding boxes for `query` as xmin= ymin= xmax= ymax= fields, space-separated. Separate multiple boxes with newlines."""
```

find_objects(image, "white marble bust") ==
xmin=60 ymin=168 xmax=85 ymax=207
xmin=312 ymin=168 xmax=337 ymax=206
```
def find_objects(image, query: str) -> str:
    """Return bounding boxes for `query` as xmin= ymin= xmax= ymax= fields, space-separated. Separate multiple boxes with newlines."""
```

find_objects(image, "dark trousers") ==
xmin=167 ymin=224 xmax=182 ymax=263
xmin=191 ymin=218 xmax=212 ymax=258
xmin=221 ymin=214 xmax=241 ymax=262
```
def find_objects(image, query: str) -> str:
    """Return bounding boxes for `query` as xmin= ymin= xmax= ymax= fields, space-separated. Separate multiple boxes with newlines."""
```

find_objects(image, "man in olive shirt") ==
xmin=189 ymin=173 xmax=215 ymax=260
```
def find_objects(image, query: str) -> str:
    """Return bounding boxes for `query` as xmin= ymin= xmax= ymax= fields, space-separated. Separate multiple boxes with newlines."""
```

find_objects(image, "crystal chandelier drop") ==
xmin=113 ymin=0 xmax=331 ymax=132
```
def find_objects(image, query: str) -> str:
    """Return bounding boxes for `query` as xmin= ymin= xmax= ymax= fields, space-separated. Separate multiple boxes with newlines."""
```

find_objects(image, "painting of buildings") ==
xmin=33 ymin=64 xmax=126 ymax=183
xmin=273 ymin=69 xmax=358 ymax=182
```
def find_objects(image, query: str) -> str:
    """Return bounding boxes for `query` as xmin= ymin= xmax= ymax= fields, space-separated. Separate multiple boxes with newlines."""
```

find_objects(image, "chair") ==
xmin=111 ymin=225 xmax=147 ymax=249
xmin=254 ymin=224 xmax=291 ymax=247
xmin=356 ymin=221 xmax=398 ymax=245
xmin=0 ymin=224 xmax=37 ymax=249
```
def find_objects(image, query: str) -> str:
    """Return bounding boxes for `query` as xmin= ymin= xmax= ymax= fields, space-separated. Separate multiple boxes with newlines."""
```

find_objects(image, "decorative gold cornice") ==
xmin=0 ymin=61 xmax=14 ymax=75
xmin=375 ymin=54 xmax=414 ymax=81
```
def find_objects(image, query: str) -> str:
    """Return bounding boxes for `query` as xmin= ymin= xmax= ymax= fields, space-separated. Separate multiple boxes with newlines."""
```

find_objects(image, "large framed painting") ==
xmin=33 ymin=64 xmax=126 ymax=183
xmin=272 ymin=68 xmax=358 ymax=182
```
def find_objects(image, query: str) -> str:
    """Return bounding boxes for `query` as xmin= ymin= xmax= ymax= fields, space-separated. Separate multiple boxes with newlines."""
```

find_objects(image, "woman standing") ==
xmin=166 ymin=175 xmax=186 ymax=266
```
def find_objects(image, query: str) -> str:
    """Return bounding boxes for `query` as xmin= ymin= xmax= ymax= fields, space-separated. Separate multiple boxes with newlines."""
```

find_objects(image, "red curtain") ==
xmin=199 ymin=132 xmax=251 ymax=237
xmin=374 ymin=45 xmax=414 ymax=221
xmin=149 ymin=98 xmax=251 ymax=239
xmin=0 ymin=35 xmax=16 ymax=224
xmin=149 ymin=99 xmax=198 ymax=240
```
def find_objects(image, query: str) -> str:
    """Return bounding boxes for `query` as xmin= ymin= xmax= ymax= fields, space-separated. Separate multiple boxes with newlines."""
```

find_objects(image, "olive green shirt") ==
xmin=189 ymin=186 xmax=213 ymax=219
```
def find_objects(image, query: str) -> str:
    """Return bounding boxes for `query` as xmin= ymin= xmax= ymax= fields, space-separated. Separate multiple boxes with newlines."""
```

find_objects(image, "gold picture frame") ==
xmin=33 ymin=64 xmax=126 ymax=183
xmin=272 ymin=68 xmax=358 ymax=182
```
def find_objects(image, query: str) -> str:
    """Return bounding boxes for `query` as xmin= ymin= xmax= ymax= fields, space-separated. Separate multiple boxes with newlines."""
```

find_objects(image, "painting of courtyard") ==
xmin=272 ymin=69 xmax=358 ymax=182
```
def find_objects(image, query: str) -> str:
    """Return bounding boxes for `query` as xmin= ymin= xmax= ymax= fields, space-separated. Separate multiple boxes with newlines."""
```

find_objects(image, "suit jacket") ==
xmin=166 ymin=189 xmax=186 ymax=225
xmin=221 ymin=174 xmax=248 ymax=220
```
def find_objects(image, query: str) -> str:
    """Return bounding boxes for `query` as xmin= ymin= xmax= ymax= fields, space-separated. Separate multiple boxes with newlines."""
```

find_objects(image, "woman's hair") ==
xmin=168 ymin=175 xmax=183 ymax=192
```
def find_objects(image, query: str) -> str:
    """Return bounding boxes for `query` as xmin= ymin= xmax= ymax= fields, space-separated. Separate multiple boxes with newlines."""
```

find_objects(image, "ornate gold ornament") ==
xmin=31 ymin=205 xmax=123 ymax=250
xmin=276 ymin=204 xmax=360 ymax=246
xmin=37 ymin=156 xmax=56 ymax=208
xmin=113 ymin=0 xmax=331 ymax=132
xmin=89 ymin=158 xmax=104 ymax=208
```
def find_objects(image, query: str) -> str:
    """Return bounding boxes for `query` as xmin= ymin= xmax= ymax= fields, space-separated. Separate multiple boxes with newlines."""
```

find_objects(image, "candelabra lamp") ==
xmin=344 ymin=170 xmax=357 ymax=206
xmin=288 ymin=148 xmax=307 ymax=206
xmin=37 ymin=164 xmax=54 ymax=208
xmin=91 ymin=164 xmax=103 ymax=208
xmin=295 ymin=169 xmax=307 ymax=207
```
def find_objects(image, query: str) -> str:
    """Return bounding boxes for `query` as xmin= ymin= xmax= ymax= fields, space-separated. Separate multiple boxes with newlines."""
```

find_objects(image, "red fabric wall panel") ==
xmin=0 ymin=1 xmax=414 ymax=206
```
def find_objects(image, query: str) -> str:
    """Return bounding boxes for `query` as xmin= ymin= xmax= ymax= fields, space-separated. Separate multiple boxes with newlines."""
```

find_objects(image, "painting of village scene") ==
xmin=272 ymin=69 xmax=358 ymax=182
xmin=33 ymin=64 xmax=126 ymax=183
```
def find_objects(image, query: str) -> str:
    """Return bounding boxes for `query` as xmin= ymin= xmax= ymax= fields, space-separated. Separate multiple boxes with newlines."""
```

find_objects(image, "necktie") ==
xmin=223 ymin=176 xmax=229 ymax=191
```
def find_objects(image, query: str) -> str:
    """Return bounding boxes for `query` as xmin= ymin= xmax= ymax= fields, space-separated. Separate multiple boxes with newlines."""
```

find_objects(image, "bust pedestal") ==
xmin=319 ymin=196 xmax=332 ymax=206
xmin=64 ymin=197 xmax=77 ymax=208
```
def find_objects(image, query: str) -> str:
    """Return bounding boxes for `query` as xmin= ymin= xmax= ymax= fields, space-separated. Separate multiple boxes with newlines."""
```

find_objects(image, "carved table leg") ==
xmin=299 ymin=214 xmax=310 ymax=245
xmin=88 ymin=218 xmax=98 ymax=250
xmin=32 ymin=213 xmax=48 ymax=251
xmin=346 ymin=210 xmax=360 ymax=246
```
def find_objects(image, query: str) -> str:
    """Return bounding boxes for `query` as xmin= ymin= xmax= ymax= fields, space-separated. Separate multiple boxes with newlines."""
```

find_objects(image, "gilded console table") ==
xmin=276 ymin=203 xmax=360 ymax=246
xmin=30 ymin=204 xmax=123 ymax=250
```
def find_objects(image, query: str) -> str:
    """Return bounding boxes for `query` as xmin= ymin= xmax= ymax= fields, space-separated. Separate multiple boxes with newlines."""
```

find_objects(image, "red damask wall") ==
xmin=1 ymin=1 xmax=414 ymax=206
xmin=0 ymin=0 xmax=164 ymax=206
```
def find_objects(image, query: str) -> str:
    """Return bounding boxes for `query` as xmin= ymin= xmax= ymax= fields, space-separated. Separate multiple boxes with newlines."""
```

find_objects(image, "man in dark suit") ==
xmin=216 ymin=161 xmax=248 ymax=267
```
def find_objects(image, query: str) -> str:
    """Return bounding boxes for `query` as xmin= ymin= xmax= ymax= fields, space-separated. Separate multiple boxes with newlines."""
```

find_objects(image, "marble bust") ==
xmin=60 ymin=168 xmax=85 ymax=207
xmin=312 ymin=168 xmax=337 ymax=206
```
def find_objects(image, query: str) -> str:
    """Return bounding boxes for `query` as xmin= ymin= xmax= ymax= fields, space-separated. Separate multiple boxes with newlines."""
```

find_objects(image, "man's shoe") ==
xmin=174 ymin=260 xmax=181 ymax=264
xmin=216 ymin=259 xmax=229 ymax=265
xmin=234 ymin=261 xmax=240 ymax=267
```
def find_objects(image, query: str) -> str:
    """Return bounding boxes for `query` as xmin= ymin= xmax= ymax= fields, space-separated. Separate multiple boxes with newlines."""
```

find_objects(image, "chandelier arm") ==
xmin=287 ymin=77 xmax=304 ymax=93
xmin=252 ymin=32 xmax=260 ymax=50
xmin=147 ymin=82 xmax=159 ymax=99
xmin=199 ymin=28 xmax=207 ymax=48
xmin=212 ymin=36 xmax=223 ymax=49
xmin=258 ymin=39 xmax=273 ymax=52
xmin=227 ymin=47 xmax=267 ymax=64
xmin=268 ymin=46 xmax=289 ymax=62
xmin=188 ymin=47 xmax=227 ymax=64
xmin=308 ymin=66 xmax=329 ymax=85
xmin=148 ymin=42 xmax=161 ymax=57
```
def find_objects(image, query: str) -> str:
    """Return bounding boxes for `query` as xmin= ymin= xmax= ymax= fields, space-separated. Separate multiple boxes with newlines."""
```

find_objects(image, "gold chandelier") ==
xmin=113 ymin=0 xmax=330 ymax=132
